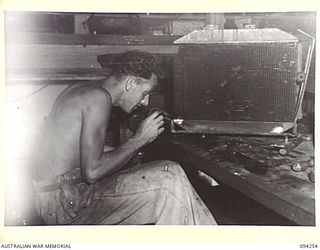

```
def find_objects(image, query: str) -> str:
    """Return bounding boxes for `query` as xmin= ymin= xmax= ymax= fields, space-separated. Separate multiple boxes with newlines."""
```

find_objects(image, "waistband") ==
xmin=33 ymin=167 xmax=84 ymax=193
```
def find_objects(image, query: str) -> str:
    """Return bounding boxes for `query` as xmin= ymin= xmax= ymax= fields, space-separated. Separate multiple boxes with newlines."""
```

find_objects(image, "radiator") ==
xmin=173 ymin=28 xmax=313 ymax=135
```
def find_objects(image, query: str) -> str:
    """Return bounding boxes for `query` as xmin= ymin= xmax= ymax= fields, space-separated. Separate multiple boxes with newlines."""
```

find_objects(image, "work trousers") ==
xmin=34 ymin=160 xmax=217 ymax=225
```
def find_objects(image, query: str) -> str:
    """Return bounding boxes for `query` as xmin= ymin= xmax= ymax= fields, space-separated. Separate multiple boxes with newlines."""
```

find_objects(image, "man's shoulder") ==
xmin=78 ymin=86 xmax=112 ymax=120
xmin=79 ymin=86 xmax=112 ymax=106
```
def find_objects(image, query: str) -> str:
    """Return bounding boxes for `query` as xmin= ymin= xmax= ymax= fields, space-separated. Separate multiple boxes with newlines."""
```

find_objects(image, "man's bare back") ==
xmin=34 ymin=83 xmax=111 ymax=181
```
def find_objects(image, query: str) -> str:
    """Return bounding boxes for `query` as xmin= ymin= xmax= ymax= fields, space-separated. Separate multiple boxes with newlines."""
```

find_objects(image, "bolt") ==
xmin=291 ymin=162 xmax=302 ymax=172
xmin=291 ymin=161 xmax=309 ymax=172
xmin=279 ymin=148 xmax=287 ymax=155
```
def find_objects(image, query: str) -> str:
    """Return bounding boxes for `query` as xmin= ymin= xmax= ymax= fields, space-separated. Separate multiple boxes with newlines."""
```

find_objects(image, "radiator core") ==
xmin=173 ymin=29 xmax=300 ymax=125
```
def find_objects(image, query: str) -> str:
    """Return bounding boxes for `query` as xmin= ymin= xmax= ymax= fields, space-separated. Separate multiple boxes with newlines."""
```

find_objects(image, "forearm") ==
xmin=85 ymin=136 xmax=147 ymax=183
xmin=103 ymin=136 xmax=146 ymax=171
xmin=81 ymin=109 xmax=163 ymax=184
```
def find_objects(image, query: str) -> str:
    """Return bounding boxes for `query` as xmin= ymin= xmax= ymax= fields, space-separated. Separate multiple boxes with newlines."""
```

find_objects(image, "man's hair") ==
xmin=111 ymin=50 xmax=158 ymax=80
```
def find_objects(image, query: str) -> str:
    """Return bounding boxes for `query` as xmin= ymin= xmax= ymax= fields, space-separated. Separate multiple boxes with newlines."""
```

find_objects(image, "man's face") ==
xmin=119 ymin=73 xmax=157 ymax=113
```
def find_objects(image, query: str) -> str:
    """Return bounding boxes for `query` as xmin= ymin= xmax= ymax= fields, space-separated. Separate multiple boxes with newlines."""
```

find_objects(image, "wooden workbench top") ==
xmin=156 ymin=134 xmax=315 ymax=225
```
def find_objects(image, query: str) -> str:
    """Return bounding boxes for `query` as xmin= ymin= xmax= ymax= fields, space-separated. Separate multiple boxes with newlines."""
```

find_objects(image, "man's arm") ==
xmin=80 ymin=89 xmax=164 ymax=184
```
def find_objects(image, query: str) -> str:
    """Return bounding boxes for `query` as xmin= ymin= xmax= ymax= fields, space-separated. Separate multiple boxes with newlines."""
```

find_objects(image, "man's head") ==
xmin=111 ymin=50 xmax=159 ymax=113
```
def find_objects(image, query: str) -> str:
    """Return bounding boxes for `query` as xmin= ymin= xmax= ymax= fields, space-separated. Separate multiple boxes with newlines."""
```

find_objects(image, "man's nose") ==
xmin=141 ymin=94 xmax=149 ymax=106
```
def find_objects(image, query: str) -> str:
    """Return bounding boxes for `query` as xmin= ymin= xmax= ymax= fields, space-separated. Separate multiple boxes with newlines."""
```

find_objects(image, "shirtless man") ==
xmin=33 ymin=50 xmax=216 ymax=225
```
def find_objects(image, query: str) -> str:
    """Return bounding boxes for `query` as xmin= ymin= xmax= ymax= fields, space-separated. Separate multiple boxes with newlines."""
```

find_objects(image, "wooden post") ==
xmin=205 ymin=13 xmax=225 ymax=29
xmin=74 ymin=14 xmax=91 ymax=34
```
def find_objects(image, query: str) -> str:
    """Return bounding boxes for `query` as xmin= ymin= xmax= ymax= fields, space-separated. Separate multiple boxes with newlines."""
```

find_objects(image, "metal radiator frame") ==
xmin=172 ymin=28 xmax=315 ymax=136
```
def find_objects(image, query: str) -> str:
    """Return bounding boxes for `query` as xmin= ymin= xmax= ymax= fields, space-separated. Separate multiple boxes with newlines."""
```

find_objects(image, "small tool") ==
xmin=172 ymin=118 xmax=186 ymax=131
xmin=149 ymin=109 xmax=186 ymax=132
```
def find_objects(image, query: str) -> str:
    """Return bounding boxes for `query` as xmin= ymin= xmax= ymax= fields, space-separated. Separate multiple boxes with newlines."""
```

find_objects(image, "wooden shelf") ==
xmin=5 ymin=32 xmax=181 ymax=45
xmin=6 ymin=68 xmax=111 ymax=84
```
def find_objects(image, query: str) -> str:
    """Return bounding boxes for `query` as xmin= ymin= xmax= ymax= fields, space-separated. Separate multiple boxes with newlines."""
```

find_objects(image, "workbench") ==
xmin=155 ymin=134 xmax=315 ymax=225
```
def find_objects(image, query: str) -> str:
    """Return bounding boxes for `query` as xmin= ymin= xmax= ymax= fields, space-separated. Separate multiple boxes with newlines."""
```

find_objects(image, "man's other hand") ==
xmin=134 ymin=111 xmax=164 ymax=144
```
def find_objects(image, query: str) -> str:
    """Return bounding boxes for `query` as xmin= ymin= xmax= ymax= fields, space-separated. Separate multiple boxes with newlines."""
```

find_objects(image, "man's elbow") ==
xmin=83 ymin=173 xmax=97 ymax=185
xmin=81 ymin=159 xmax=116 ymax=184
xmin=82 ymin=165 xmax=100 ymax=185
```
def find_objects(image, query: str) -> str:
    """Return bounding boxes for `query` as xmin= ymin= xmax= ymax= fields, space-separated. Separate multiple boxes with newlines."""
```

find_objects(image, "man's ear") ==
xmin=124 ymin=76 xmax=137 ymax=92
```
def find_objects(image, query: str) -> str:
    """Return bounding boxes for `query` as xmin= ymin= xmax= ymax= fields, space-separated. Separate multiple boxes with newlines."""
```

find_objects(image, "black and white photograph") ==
xmin=3 ymin=10 xmax=316 ymax=230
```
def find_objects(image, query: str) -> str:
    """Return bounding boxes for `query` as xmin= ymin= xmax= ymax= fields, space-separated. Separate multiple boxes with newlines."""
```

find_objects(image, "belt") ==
xmin=33 ymin=167 xmax=84 ymax=193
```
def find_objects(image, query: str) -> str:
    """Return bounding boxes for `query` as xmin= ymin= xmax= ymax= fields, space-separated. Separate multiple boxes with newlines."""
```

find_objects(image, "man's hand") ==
xmin=133 ymin=111 xmax=164 ymax=144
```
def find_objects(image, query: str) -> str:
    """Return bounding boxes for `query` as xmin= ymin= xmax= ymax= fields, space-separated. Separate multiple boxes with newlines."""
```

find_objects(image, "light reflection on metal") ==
xmin=271 ymin=126 xmax=284 ymax=134
xmin=174 ymin=28 xmax=298 ymax=44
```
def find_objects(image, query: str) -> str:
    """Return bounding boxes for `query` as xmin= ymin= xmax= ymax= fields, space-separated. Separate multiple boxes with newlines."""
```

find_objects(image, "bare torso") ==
xmin=34 ymin=82 xmax=108 ymax=181
xmin=34 ymin=75 xmax=163 ymax=184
